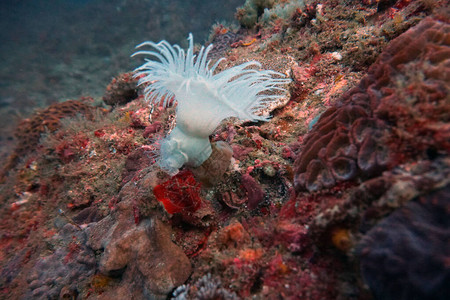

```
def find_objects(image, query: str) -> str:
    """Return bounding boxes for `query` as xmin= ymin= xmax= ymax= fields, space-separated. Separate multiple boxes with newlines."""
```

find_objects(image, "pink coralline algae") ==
xmin=2 ymin=2 xmax=450 ymax=299
xmin=357 ymin=185 xmax=450 ymax=300
xmin=294 ymin=17 xmax=450 ymax=192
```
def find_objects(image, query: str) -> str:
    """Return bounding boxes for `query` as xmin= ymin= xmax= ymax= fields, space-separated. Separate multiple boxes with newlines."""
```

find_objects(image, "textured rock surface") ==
xmin=14 ymin=99 xmax=95 ymax=157
xmin=306 ymin=157 xmax=450 ymax=245
xmin=102 ymin=72 xmax=139 ymax=107
xmin=87 ymin=195 xmax=192 ymax=299
xmin=25 ymin=224 xmax=96 ymax=299
xmin=294 ymin=18 xmax=450 ymax=192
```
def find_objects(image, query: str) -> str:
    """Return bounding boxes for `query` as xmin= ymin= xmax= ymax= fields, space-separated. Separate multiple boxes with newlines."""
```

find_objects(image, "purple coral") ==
xmin=357 ymin=186 xmax=450 ymax=300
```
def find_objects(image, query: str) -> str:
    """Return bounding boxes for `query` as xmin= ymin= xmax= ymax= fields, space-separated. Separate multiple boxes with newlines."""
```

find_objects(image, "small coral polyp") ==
xmin=133 ymin=33 xmax=290 ymax=175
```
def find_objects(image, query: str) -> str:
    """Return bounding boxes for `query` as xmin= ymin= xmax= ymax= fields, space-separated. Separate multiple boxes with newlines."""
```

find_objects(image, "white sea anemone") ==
xmin=132 ymin=33 xmax=290 ymax=175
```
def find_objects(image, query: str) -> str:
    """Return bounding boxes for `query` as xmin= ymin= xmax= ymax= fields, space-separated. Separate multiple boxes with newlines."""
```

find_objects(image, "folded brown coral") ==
xmin=294 ymin=17 xmax=450 ymax=192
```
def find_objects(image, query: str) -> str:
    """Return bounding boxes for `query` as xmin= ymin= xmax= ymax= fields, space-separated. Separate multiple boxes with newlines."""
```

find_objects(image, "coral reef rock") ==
xmin=25 ymin=224 xmax=96 ymax=299
xmin=294 ymin=17 xmax=450 ymax=192
xmin=1 ymin=98 xmax=95 ymax=177
xmin=102 ymin=72 xmax=139 ymax=107
xmin=87 ymin=197 xmax=191 ymax=299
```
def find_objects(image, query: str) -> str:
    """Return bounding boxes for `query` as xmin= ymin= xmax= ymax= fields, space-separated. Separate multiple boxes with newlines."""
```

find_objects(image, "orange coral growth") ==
xmin=15 ymin=98 xmax=94 ymax=145
xmin=90 ymin=274 xmax=113 ymax=293
xmin=219 ymin=221 xmax=248 ymax=246
xmin=242 ymin=38 xmax=256 ymax=46
xmin=239 ymin=248 xmax=263 ymax=262
xmin=331 ymin=228 xmax=353 ymax=251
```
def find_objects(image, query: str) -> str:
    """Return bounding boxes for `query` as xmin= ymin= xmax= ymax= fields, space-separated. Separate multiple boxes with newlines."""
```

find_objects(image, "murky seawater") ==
xmin=0 ymin=0 xmax=243 ymax=158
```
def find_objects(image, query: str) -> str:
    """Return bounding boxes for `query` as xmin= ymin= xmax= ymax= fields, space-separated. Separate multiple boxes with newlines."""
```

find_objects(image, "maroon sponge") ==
xmin=357 ymin=186 xmax=450 ymax=300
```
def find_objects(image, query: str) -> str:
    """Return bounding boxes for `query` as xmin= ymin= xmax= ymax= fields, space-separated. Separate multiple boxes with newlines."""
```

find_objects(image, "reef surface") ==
xmin=0 ymin=1 xmax=449 ymax=299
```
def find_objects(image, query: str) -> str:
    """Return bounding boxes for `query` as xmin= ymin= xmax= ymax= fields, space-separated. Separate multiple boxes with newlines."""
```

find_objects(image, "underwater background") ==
xmin=0 ymin=0 xmax=242 ymax=159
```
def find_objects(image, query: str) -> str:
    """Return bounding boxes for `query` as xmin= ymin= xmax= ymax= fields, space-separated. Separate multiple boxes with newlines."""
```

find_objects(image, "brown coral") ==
xmin=16 ymin=98 xmax=94 ymax=153
xmin=294 ymin=17 xmax=450 ymax=192
xmin=1 ymin=98 xmax=95 ymax=178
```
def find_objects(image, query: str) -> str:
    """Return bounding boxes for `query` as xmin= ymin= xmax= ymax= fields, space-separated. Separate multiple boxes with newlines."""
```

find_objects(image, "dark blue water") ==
xmin=0 ymin=0 xmax=243 ymax=159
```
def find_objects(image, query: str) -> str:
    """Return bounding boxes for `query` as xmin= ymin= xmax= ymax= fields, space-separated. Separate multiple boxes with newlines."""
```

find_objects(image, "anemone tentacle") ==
xmin=132 ymin=33 xmax=290 ymax=122
xmin=132 ymin=33 xmax=291 ymax=175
